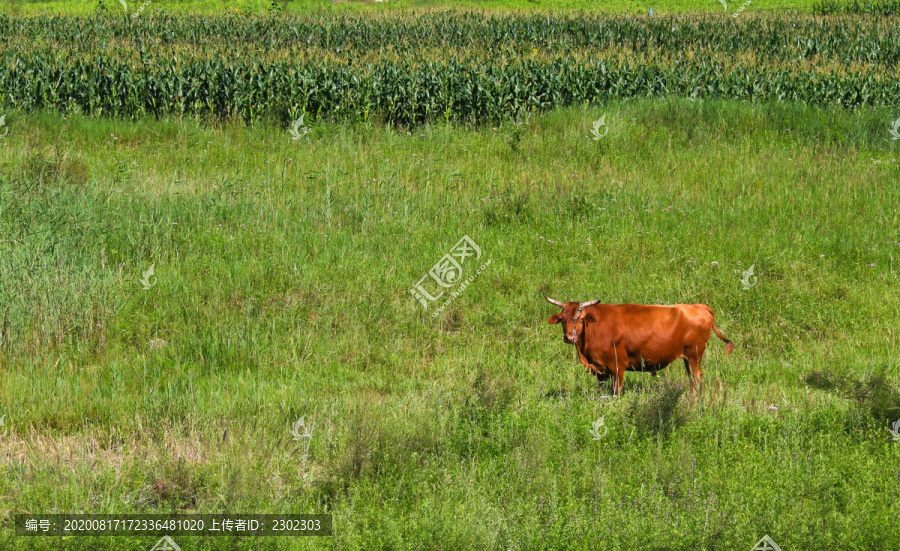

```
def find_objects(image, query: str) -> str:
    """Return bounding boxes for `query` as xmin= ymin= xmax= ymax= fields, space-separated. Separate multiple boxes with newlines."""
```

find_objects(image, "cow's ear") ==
xmin=548 ymin=314 xmax=562 ymax=324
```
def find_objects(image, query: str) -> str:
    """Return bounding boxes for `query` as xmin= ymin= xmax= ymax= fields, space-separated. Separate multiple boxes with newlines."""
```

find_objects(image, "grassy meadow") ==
xmin=2 ymin=2 xmax=900 ymax=549
xmin=6 ymin=0 xmax=897 ymax=16
xmin=0 ymin=98 xmax=899 ymax=549
xmin=2 ymin=0 xmax=801 ymax=17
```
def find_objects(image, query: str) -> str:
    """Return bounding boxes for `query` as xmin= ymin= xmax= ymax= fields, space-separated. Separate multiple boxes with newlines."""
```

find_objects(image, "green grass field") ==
xmin=2 ymin=2 xmax=900 ymax=549
xmin=1 ymin=98 xmax=899 ymax=549
xmin=2 ymin=0 xmax=808 ymax=17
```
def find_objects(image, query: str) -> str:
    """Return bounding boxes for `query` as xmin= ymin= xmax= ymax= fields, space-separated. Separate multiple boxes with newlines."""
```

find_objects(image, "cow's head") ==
xmin=546 ymin=296 xmax=600 ymax=345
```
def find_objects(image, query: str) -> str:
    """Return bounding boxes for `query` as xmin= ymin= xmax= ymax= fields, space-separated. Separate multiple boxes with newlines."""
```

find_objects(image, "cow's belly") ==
xmin=588 ymin=361 xmax=668 ymax=377
xmin=626 ymin=361 xmax=670 ymax=373
xmin=583 ymin=349 xmax=678 ymax=376
xmin=585 ymin=363 xmax=615 ymax=378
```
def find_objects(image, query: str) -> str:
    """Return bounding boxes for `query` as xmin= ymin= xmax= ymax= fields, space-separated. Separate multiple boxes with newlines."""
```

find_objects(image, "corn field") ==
xmin=1 ymin=12 xmax=899 ymax=124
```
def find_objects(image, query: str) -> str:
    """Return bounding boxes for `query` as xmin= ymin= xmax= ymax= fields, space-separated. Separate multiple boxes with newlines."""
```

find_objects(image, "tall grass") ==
xmin=2 ymin=0 xmax=809 ymax=17
xmin=0 ymin=98 xmax=898 ymax=549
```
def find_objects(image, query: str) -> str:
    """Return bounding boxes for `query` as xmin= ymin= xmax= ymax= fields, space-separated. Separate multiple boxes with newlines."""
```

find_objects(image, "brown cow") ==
xmin=546 ymin=296 xmax=735 ymax=395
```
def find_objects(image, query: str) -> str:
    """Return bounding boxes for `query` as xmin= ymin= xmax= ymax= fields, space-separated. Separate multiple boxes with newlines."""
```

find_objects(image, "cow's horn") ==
xmin=580 ymin=299 xmax=601 ymax=308
xmin=545 ymin=296 xmax=566 ymax=307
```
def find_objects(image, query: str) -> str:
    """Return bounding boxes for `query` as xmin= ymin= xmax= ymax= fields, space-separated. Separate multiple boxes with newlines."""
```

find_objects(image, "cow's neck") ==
xmin=575 ymin=337 xmax=596 ymax=370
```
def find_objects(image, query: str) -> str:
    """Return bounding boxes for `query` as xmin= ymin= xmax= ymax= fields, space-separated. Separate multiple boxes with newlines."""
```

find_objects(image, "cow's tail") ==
xmin=703 ymin=305 xmax=735 ymax=355
xmin=713 ymin=322 xmax=736 ymax=355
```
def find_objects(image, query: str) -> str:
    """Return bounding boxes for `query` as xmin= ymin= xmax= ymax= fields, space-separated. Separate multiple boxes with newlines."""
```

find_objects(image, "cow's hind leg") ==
xmin=683 ymin=350 xmax=704 ymax=395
